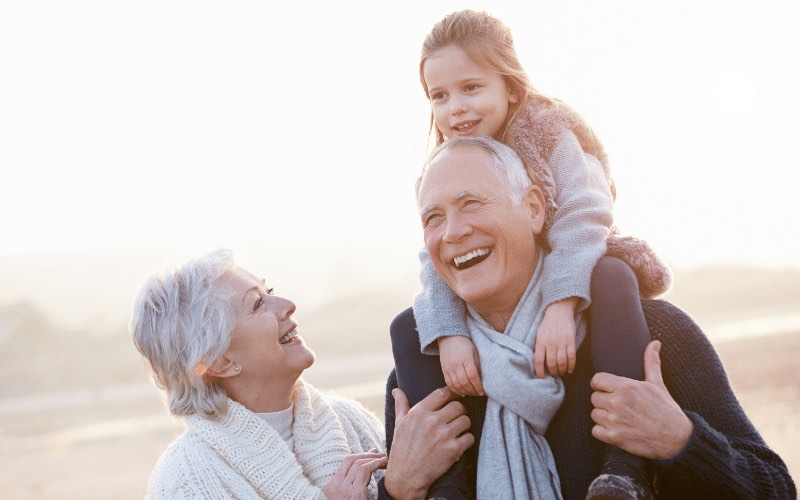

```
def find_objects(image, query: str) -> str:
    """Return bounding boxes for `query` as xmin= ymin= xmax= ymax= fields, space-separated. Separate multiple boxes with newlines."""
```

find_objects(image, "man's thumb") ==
xmin=644 ymin=340 xmax=665 ymax=387
xmin=392 ymin=388 xmax=410 ymax=421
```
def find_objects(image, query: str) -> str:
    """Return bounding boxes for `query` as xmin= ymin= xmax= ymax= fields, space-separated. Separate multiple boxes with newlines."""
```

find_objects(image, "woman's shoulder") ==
xmin=147 ymin=430 xmax=196 ymax=497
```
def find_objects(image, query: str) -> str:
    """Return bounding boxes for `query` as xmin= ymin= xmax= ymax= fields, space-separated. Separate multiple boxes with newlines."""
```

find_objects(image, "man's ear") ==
xmin=524 ymin=185 xmax=547 ymax=234
xmin=198 ymin=356 xmax=240 ymax=379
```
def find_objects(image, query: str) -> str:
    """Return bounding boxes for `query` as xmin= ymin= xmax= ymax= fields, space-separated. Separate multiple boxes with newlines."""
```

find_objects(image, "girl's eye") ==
xmin=253 ymin=296 xmax=263 ymax=311
xmin=464 ymin=83 xmax=479 ymax=92
xmin=430 ymin=91 xmax=446 ymax=101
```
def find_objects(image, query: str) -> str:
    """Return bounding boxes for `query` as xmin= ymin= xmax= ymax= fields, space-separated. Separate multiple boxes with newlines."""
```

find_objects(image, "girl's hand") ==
xmin=322 ymin=449 xmax=388 ymax=500
xmin=534 ymin=298 xmax=579 ymax=378
xmin=438 ymin=336 xmax=484 ymax=396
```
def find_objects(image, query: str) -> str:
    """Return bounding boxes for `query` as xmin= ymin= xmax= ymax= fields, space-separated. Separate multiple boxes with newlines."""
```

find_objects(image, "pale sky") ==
xmin=1 ymin=1 xmax=799 ymax=329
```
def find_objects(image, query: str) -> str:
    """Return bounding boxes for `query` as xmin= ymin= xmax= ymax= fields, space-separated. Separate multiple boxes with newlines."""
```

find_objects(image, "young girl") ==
xmin=391 ymin=9 xmax=672 ymax=499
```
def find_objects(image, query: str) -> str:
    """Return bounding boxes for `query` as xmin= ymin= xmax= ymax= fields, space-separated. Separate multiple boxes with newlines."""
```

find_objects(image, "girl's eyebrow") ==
xmin=428 ymin=76 xmax=486 ymax=94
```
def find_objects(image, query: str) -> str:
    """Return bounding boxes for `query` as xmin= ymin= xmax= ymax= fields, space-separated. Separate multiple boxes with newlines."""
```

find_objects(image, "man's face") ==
xmin=417 ymin=145 xmax=544 ymax=318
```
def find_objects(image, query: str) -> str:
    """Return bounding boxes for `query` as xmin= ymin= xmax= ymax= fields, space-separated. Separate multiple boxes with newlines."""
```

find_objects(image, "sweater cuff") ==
xmin=653 ymin=411 xmax=739 ymax=493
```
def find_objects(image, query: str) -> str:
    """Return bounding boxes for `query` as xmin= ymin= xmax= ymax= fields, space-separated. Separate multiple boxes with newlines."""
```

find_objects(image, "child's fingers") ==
xmin=534 ymin=339 xmax=546 ymax=378
xmin=557 ymin=345 xmax=568 ymax=375
xmin=567 ymin=342 xmax=576 ymax=374
xmin=465 ymin=363 xmax=483 ymax=396
xmin=546 ymin=345 xmax=559 ymax=377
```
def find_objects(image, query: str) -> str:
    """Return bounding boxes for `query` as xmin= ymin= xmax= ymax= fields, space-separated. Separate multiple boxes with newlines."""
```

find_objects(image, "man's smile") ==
xmin=453 ymin=247 xmax=492 ymax=270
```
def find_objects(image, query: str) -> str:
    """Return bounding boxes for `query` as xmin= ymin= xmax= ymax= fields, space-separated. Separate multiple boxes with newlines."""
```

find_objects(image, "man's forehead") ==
xmin=418 ymin=153 xmax=503 ymax=216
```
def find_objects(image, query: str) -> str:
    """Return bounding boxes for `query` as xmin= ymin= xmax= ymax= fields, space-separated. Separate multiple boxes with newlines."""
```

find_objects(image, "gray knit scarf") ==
xmin=468 ymin=254 xmax=586 ymax=499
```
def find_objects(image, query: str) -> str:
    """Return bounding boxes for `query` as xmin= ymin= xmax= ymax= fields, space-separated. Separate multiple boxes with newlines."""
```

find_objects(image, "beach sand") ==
xmin=1 ymin=330 xmax=797 ymax=498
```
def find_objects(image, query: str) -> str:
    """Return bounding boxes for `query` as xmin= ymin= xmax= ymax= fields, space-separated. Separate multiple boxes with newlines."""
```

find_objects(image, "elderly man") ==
xmin=381 ymin=136 xmax=795 ymax=499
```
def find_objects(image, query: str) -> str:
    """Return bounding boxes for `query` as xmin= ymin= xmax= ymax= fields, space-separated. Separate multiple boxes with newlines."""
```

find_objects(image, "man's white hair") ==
xmin=130 ymin=249 xmax=236 ymax=418
xmin=416 ymin=136 xmax=532 ymax=205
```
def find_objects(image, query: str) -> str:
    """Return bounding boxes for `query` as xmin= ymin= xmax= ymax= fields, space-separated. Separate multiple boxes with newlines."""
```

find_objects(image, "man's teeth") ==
xmin=279 ymin=328 xmax=299 ymax=344
xmin=453 ymin=248 xmax=491 ymax=269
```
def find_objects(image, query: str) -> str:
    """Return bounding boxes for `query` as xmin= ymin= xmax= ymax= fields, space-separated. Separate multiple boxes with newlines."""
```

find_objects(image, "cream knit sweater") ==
xmin=148 ymin=380 xmax=385 ymax=499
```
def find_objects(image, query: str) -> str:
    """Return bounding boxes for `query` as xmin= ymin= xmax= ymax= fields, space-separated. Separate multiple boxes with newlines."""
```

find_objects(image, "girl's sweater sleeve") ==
xmin=542 ymin=130 xmax=614 ymax=312
xmin=413 ymin=247 xmax=468 ymax=355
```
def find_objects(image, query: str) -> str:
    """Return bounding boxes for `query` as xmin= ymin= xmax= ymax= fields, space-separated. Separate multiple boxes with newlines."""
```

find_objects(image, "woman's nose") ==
xmin=277 ymin=297 xmax=296 ymax=321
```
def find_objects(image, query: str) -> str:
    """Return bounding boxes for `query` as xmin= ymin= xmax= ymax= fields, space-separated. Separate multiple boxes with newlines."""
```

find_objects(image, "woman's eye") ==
xmin=253 ymin=297 xmax=263 ymax=311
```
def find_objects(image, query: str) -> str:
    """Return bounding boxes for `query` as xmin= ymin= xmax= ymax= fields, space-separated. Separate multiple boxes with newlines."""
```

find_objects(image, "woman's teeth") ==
xmin=279 ymin=328 xmax=299 ymax=344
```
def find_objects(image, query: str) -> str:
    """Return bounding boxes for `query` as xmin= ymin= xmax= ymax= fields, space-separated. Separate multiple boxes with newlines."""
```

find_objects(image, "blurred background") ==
xmin=1 ymin=0 xmax=798 ymax=497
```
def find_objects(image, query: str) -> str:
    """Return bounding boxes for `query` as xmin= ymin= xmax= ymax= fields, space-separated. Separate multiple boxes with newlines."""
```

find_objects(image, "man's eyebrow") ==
xmin=419 ymin=190 xmax=485 ymax=218
xmin=454 ymin=189 xmax=483 ymax=201
xmin=419 ymin=203 xmax=440 ymax=219
xmin=241 ymin=278 xmax=266 ymax=306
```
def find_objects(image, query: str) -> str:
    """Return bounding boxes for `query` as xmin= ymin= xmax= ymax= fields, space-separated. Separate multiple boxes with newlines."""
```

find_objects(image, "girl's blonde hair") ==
xmin=419 ymin=9 xmax=554 ymax=146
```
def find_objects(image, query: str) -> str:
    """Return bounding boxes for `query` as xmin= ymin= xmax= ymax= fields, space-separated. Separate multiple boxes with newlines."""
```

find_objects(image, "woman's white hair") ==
xmin=130 ymin=249 xmax=236 ymax=418
xmin=416 ymin=136 xmax=532 ymax=205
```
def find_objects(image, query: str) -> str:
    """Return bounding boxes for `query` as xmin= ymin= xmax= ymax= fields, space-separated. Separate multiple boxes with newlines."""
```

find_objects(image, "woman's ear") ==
xmin=202 ymin=356 xmax=241 ymax=378
xmin=509 ymin=89 xmax=519 ymax=104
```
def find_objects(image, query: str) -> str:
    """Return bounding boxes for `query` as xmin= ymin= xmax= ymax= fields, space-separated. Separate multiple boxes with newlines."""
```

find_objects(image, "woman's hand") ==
xmin=322 ymin=449 xmax=388 ymax=500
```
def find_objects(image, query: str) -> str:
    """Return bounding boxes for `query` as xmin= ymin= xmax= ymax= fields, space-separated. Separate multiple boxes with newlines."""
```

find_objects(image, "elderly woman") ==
xmin=131 ymin=249 xmax=387 ymax=499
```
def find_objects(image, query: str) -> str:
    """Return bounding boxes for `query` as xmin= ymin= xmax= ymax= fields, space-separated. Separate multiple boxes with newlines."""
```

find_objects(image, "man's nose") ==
xmin=443 ymin=214 xmax=472 ymax=243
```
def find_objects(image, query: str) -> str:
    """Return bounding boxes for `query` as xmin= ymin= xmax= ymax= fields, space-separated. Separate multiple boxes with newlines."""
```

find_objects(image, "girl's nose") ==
xmin=450 ymin=96 xmax=467 ymax=116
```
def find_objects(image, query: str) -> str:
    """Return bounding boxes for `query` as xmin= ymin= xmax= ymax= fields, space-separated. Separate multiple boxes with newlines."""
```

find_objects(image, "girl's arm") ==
xmin=413 ymin=247 xmax=469 ymax=355
xmin=541 ymin=129 xmax=613 ymax=315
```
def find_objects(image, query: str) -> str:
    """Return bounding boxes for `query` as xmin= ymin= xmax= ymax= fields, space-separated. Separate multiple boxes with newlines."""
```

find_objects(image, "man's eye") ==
xmin=424 ymin=214 xmax=443 ymax=227
xmin=253 ymin=297 xmax=263 ymax=311
xmin=267 ymin=287 xmax=274 ymax=295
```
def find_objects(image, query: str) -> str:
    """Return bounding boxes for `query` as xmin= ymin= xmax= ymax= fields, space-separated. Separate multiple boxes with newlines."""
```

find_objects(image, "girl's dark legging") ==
xmin=589 ymin=255 xmax=650 ymax=380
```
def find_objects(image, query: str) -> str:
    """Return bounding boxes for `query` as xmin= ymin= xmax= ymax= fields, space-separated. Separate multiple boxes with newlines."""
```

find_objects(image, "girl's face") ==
xmin=423 ymin=44 xmax=517 ymax=140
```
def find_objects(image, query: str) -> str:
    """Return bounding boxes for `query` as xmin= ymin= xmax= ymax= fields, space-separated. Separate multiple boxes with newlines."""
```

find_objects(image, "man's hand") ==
xmin=323 ymin=450 xmax=387 ymax=500
xmin=534 ymin=297 xmax=578 ymax=378
xmin=384 ymin=387 xmax=474 ymax=500
xmin=438 ymin=335 xmax=484 ymax=396
xmin=590 ymin=340 xmax=694 ymax=460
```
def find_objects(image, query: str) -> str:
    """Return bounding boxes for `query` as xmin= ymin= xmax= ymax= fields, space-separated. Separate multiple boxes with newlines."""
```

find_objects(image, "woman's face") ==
xmin=219 ymin=267 xmax=314 ymax=385
xmin=423 ymin=44 xmax=516 ymax=140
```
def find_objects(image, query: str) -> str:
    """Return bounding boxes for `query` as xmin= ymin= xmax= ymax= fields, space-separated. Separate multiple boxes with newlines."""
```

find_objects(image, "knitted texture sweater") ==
xmin=148 ymin=380 xmax=385 ymax=499
xmin=382 ymin=300 xmax=796 ymax=499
